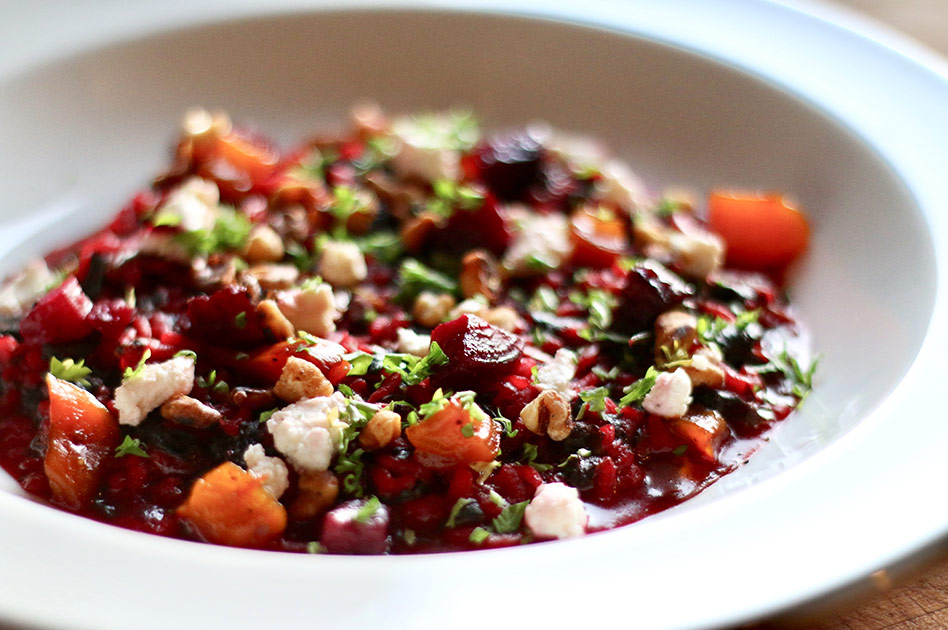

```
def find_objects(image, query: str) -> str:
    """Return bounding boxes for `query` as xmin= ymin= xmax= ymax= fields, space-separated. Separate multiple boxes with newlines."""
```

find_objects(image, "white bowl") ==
xmin=1 ymin=2 xmax=947 ymax=629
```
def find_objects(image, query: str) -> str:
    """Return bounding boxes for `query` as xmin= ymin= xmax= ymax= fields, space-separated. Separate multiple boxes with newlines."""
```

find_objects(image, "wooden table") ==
xmin=753 ymin=2 xmax=948 ymax=628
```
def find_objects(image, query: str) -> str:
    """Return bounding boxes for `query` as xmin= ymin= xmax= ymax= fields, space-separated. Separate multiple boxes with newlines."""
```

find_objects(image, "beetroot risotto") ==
xmin=0 ymin=106 xmax=815 ymax=553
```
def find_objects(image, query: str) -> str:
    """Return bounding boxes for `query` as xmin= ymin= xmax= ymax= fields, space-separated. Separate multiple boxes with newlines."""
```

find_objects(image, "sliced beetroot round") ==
xmin=614 ymin=261 xmax=693 ymax=334
xmin=19 ymin=276 xmax=93 ymax=345
xmin=320 ymin=498 xmax=390 ymax=555
xmin=430 ymin=314 xmax=523 ymax=388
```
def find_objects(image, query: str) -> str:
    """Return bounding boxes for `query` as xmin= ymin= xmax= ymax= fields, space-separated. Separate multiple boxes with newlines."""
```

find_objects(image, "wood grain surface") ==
xmin=752 ymin=2 xmax=948 ymax=628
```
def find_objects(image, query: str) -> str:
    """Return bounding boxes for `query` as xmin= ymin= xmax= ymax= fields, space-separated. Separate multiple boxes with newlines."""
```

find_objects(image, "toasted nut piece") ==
xmin=351 ymin=101 xmax=390 ymax=138
xmin=257 ymin=299 xmax=295 ymax=340
xmin=359 ymin=409 xmax=402 ymax=450
xmin=684 ymin=349 xmax=726 ymax=388
xmin=318 ymin=240 xmax=368 ymax=288
xmin=244 ymin=224 xmax=285 ymax=264
xmin=459 ymin=250 xmax=500 ymax=300
xmin=247 ymin=263 xmax=299 ymax=290
xmin=273 ymin=356 xmax=333 ymax=403
xmin=160 ymin=394 xmax=223 ymax=428
xmin=400 ymin=213 xmax=438 ymax=253
xmin=482 ymin=306 xmax=523 ymax=333
xmin=412 ymin=291 xmax=456 ymax=328
xmin=520 ymin=390 xmax=573 ymax=441
xmin=654 ymin=310 xmax=698 ymax=366
xmin=231 ymin=387 xmax=276 ymax=411
xmin=289 ymin=470 xmax=340 ymax=521
xmin=277 ymin=284 xmax=339 ymax=337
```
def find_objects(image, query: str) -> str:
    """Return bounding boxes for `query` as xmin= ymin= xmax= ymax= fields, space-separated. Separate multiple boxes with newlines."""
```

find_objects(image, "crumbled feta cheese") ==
xmin=114 ymin=356 xmax=195 ymax=426
xmin=396 ymin=328 xmax=430 ymax=357
xmin=524 ymin=482 xmax=588 ymax=539
xmin=502 ymin=211 xmax=572 ymax=275
xmin=156 ymin=176 xmax=220 ymax=231
xmin=390 ymin=113 xmax=473 ymax=182
xmin=266 ymin=392 xmax=349 ymax=473
xmin=318 ymin=240 xmax=368 ymax=288
xmin=598 ymin=158 xmax=649 ymax=209
xmin=0 ymin=259 xmax=55 ymax=315
xmin=534 ymin=348 xmax=578 ymax=398
xmin=668 ymin=229 xmax=726 ymax=279
xmin=642 ymin=368 xmax=693 ymax=418
xmin=243 ymin=443 xmax=290 ymax=499
xmin=276 ymin=282 xmax=340 ymax=337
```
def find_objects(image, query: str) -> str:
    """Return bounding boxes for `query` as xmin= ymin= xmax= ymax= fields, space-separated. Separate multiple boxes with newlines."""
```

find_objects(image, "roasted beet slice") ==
xmin=19 ymin=276 xmax=93 ymax=345
xmin=614 ymin=261 xmax=693 ymax=334
xmin=430 ymin=314 xmax=523 ymax=388
xmin=184 ymin=285 xmax=266 ymax=348
xmin=473 ymin=130 xmax=543 ymax=202
xmin=443 ymin=196 xmax=513 ymax=256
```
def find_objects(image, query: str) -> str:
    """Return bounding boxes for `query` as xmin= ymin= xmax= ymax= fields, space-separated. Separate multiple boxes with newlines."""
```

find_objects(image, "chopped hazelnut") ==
xmin=459 ymin=250 xmax=500 ymax=300
xmin=520 ymin=390 xmax=573 ymax=441
xmin=655 ymin=310 xmax=698 ymax=366
xmin=230 ymin=387 xmax=277 ymax=411
xmin=289 ymin=470 xmax=340 ymax=521
xmin=482 ymin=306 xmax=523 ymax=333
xmin=160 ymin=394 xmax=223 ymax=428
xmin=412 ymin=291 xmax=456 ymax=328
xmin=247 ymin=263 xmax=299 ymax=290
xmin=257 ymin=299 xmax=295 ymax=340
xmin=244 ymin=224 xmax=285 ymax=264
xmin=684 ymin=349 xmax=726 ymax=388
xmin=318 ymin=240 xmax=367 ymax=288
xmin=359 ymin=409 xmax=403 ymax=451
xmin=273 ymin=356 xmax=333 ymax=403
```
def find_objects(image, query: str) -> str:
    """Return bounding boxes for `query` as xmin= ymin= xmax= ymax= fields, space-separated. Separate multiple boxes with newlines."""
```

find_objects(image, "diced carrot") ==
xmin=707 ymin=191 xmax=809 ymax=271
xmin=569 ymin=206 xmax=629 ymax=269
xmin=177 ymin=462 xmax=287 ymax=548
xmin=44 ymin=374 xmax=119 ymax=510
xmin=405 ymin=401 xmax=500 ymax=464
xmin=668 ymin=410 xmax=729 ymax=462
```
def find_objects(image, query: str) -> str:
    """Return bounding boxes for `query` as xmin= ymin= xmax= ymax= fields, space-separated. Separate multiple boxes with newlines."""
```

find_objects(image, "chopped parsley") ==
xmin=174 ymin=206 xmax=252 ymax=257
xmin=233 ymin=311 xmax=247 ymax=329
xmin=122 ymin=349 xmax=152 ymax=382
xmin=48 ymin=357 xmax=92 ymax=387
xmin=397 ymin=258 xmax=458 ymax=300
xmin=579 ymin=386 xmax=610 ymax=413
xmin=425 ymin=179 xmax=485 ymax=220
xmin=334 ymin=448 xmax=367 ymax=497
xmin=115 ymin=435 xmax=149 ymax=458
xmin=469 ymin=527 xmax=491 ymax=544
xmin=618 ymin=366 xmax=659 ymax=407
xmin=522 ymin=443 xmax=552 ymax=472
xmin=491 ymin=500 xmax=529 ymax=534
xmin=445 ymin=497 xmax=477 ymax=528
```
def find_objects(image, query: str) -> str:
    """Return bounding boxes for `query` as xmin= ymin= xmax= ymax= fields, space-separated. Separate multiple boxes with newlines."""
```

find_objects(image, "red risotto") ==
xmin=0 ymin=106 xmax=815 ymax=553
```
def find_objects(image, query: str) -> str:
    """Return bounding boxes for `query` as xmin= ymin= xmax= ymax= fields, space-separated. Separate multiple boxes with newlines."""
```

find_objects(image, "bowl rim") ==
xmin=1 ymin=2 xmax=948 ymax=629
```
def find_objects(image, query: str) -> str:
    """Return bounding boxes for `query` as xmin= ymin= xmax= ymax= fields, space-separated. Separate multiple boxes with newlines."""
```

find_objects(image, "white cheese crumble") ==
xmin=598 ymin=158 xmax=650 ymax=210
xmin=502 ymin=211 xmax=572 ymax=275
xmin=396 ymin=328 xmax=431 ymax=358
xmin=276 ymin=283 xmax=340 ymax=338
xmin=390 ymin=113 xmax=471 ymax=182
xmin=266 ymin=392 xmax=349 ymax=473
xmin=642 ymin=368 xmax=693 ymax=418
xmin=0 ymin=259 xmax=55 ymax=315
xmin=318 ymin=240 xmax=368 ymax=288
xmin=524 ymin=482 xmax=588 ymax=539
xmin=534 ymin=348 xmax=578 ymax=398
xmin=156 ymin=176 xmax=220 ymax=231
xmin=668 ymin=229 xmax=726 ymax=279
xmin=114 ymin=356 xmax=195 ymax=426
xmin=243 ymin=443 xmax=290 ymax=499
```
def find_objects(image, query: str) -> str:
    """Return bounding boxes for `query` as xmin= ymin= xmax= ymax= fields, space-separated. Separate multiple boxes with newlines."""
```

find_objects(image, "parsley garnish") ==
xmin=334 ymin=448 xmax=367 ymax=497
xmin=355 ymin=230 xmax=403 ymax=264
xmin=618 ymin=366 xmax=659 ymax=407
xmin=672 ymin=445 xmax=688 ymax=456
xmin=492 ymin=500 xmax=529 ymax=534
xmin=197 ymin=370 xmax=229 ymax=395
xmin=306 ymin=541 xmax=325 ymax=554
xmin=469 ymin=527 xmax=491 ymax=544
xmin=174 ymin=350 xmax=197 ymax=361
xmin=425 ymin=179 xmax=485 ymax=220
xmin=233 ymin=311 xmax=247 ymax=329
xmin=122 ymin=349 xmax=152 ymax=381
xmin=115 ymin=435 xmax=149 ymax=458
xmin=378 ymin=342 xmax=449 ymax=387
xmin=48 ymin=357 xmax=92 ymax=387
xmin=397 ymin=258 xmax=458 ymax=300
xmin=579 ymin=387 xmax=610 ymax=413
xmin=258 ymin=408 xmax=278 ymax=423
xmin=174 ymin=206 xmax=252 ymax=256
xmin=445 ymin=497 xmax=477 ymax=528
xmin=522 ymin=443 xmax=552 ymax=472
xmin=460 ymin=423 xmax=475 ymax=438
